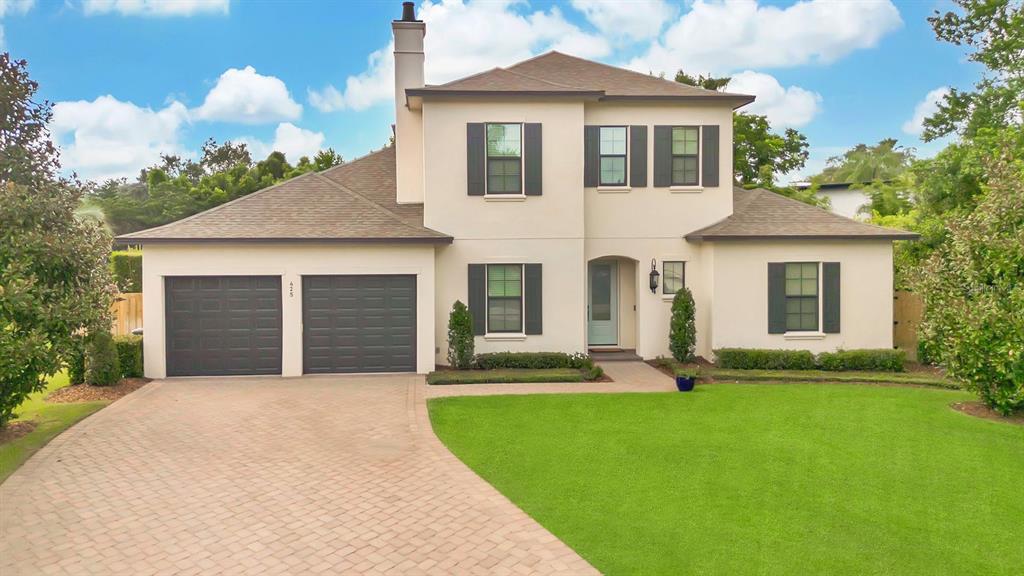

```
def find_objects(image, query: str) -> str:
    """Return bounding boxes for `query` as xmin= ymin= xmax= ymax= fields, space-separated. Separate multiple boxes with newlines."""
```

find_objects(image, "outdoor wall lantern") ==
xmin=649 ymin=258 xmax=660 ymax=293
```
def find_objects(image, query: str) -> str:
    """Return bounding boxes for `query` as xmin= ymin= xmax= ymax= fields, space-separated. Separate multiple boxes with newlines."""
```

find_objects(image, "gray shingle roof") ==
xmin=408 ymin=51 xmax=754 ymax=106
xmin=116 ymin=147 xmax=451 ymax=244
xmin=685 ymin=186 xmax=920 ymax=241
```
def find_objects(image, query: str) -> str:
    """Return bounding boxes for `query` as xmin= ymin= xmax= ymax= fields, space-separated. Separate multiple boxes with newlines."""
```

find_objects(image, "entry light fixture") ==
xmin=649 ymin=258 xmax=660 ymax=293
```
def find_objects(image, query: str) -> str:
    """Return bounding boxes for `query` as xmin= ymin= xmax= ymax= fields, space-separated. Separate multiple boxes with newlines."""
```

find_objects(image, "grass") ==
xmin=650 ymin=358 xmax=957 ymax=389
xmin=429 ymin=385 xmax=1024 ymax=575
xmin=0 ymin=372 xmax=108 ymax=484
xmin=427 ymin=368 xmax=585 ymax=385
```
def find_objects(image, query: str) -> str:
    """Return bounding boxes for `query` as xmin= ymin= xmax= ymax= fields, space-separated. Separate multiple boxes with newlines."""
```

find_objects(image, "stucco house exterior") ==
xmin=118 ymin=3 xmax=917 ymax=379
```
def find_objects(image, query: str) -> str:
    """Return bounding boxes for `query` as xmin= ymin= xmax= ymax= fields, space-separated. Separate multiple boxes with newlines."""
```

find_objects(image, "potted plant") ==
xmin=674 ymin=368 xmax=698 ymax=392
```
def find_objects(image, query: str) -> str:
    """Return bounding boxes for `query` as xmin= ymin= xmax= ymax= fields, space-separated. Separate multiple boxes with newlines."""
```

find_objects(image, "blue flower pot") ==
xmin=675 ymin=376 xmax=695 ymax=391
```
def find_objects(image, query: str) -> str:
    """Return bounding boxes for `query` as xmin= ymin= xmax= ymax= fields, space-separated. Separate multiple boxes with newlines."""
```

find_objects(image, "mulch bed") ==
xmin=46 ymin=378 xmax=151 ymax=404
xmin=951 ymin=402 xmax=1024 ymax=426
xmin=0 ymin=420 xmax=37 ymax=444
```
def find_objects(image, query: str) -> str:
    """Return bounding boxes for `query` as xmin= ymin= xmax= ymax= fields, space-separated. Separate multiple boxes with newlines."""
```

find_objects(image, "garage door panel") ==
xmin=165 ymin=276 xmax=282 ymax=377
xmin=302 ymin=275 xmax=416 ymax=374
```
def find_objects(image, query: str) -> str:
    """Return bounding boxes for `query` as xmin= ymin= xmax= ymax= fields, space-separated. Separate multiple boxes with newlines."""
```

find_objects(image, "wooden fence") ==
xmin=111 ymin=292 xmax=143 ymax=336
xmin=893 ymin=290 xmax=923 ymax=361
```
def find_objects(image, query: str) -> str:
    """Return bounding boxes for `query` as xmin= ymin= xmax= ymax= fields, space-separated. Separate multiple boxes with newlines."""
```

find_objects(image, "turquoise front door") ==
xmin=588 ymin=261 xmax=618 ymax=346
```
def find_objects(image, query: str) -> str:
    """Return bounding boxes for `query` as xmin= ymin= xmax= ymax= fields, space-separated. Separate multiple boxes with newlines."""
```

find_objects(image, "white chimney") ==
xmin=393 ymin=2 xmax=425 ymax=204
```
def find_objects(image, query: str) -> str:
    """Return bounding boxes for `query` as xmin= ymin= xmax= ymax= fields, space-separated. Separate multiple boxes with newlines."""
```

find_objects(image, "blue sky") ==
xmin=2 ymin=0 xmax=976 ymax=182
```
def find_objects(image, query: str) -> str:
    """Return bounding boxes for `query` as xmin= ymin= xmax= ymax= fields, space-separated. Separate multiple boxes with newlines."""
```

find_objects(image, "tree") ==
xmin=674 ymin=70 xmax=732 ymax=91
xmin=669 ymin=288 xmax=696 ymax=363
xmin=446 ymin=300 xmax=474 ymax=369
xmin=0 ymin=56 xmax=115 ymax=426
xmin=914 ymin=143 xmax=1024 ymax=414
xmin=732 ymin=114 xmax=809 ymax=186
xmin=923 ymin=0 xmax=1024 ymax=140
xmin=815 ymin=139 xmax=915 ymax=184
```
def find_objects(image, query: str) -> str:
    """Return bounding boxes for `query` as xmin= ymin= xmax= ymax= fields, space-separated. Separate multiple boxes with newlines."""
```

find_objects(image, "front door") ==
xmin=588 ymin=261 xmax=618 ymax=346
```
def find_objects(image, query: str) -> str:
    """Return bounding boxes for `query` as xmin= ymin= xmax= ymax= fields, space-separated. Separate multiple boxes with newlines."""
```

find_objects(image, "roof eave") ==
xmin=406 ymin=88 xmax=605 ymax=99
xmin=599 ymin=94 xmax=755 ymax=109
xmin=114 ymin=235 xmax=454 ymax=245
xmin=685 ymin=232 xmax=921 ymax=242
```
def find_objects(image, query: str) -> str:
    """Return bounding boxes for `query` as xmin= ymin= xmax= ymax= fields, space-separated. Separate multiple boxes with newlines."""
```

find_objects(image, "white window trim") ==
xmin=670 ymin=185 xmax=704 ymax=193
xmin=597 ymin=186 xmax=631 ymax=193
xmin=484 ymin=263 xmax=525 ymax=336
xmin=598 ymin=125 xmax=629 ymax=188
xmin=783 ymin=262 xmax=824 ymax=334
xmin=484 ymin=123 xmax=524 ymax=197
xmin=670 ymin=126 xmax=701 ymax=188
xmin=660 ymin=260 xmax=686 ymax=300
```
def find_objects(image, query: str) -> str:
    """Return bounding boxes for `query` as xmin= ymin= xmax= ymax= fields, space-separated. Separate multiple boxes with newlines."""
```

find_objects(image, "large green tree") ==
xmin=0 ymin=55 xmax=115 ymax=426
xmin=815 ymin=138 xmax=915 ymax=184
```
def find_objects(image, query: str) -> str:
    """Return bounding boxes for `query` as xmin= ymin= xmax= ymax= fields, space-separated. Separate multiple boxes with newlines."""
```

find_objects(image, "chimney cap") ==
xmin=398 ymin=2 xmax=420 ymax=22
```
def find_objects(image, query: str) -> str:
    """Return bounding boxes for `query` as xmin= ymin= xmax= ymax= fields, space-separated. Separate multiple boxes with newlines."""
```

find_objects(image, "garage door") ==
xmin=303 ymin=275 xmax=416 ymax=374
xmin=165 ymin=276 xmax=282 ymax=377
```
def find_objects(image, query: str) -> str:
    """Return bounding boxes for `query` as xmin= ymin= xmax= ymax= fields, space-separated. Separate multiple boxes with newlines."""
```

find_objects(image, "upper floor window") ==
xmin=599 ymin=126 xmax=627 ymax=186
xmin=486 ymin=123 xmax=522 ymax=194
xmin=785 ymin=262 xmax=818 ymax=331
xmin=671 ymin=127 xmax=699 ymax=186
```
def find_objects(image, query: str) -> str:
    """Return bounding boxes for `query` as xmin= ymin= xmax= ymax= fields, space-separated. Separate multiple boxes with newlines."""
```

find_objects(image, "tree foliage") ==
xmin=673 ymin=70 xmax=732 ymax=91
xmin=815 ymin=139 xmax=915 ymax=184
xmin=0 ymin=56 xmax=115 ymax=425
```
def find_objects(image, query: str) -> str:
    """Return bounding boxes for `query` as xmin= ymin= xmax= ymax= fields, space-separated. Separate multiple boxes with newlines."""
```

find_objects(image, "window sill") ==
xmin=597 ymin=186 xmax=631 ymax=193
xmin=661 ymin=294 xmax=677 ymax=302
xmin=783 ymin=331 xmax=826 ymax=340
xmin=670 ymin=186 xmax=704 ymax=193
xmin=483 ymin=333 xmax=528 ymax=341
xmin=484 ymin=195 xmax=527 ymax=202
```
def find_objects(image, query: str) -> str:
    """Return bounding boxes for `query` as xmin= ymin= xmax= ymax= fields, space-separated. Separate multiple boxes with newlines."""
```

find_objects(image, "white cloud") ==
xmin=237 ymin=122 xmax=325 ymax=163
xmin=309 ymin=0 xmax=610 ymax=112
xmin=628 ymin=0 xmax=902 ymax=76
xmin=51 ymin=95 xmax=190 ymax=181
xmin=729 ymin=70 xmax=822 ymax=128
xmin=192 ymin=66 xmax=302 ymax=124
xmin=0 ymin=0 xmax=34 ymax=17
xmin=82 ymin=0 xmax=228 ymax=17
xmin=570 ymin=0 xmax=674 ymax=41
xmin=902 ymin=86 xmax=949 ymax=136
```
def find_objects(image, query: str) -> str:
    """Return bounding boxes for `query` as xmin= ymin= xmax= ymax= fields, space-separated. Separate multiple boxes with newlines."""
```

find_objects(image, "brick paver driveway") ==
xmin=0 ymin=375 xmax=596 ymax=575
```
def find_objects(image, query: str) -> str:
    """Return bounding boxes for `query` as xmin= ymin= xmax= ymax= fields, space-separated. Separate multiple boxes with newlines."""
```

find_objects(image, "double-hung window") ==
xmin=487 ymin=264 xmax=523 ymax=333
xmin=671 ymin=127 xmax=699 ymax=186
xmin=785 ymin=262 xmax=818 ymax=331
xmin=599 ymin=126 xmax=627 ymax=186
xmin=663 ymin=261 xmax=685 ymax=295
xmin=486 ymin=123 xmax=522 ymax=194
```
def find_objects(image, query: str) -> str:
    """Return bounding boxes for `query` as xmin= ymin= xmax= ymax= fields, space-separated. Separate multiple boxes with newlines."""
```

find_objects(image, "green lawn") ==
xmin=0 ymin=372 xmax=107 ymax=483
xmin=429 ymin=385 xmax=1024 ymax=575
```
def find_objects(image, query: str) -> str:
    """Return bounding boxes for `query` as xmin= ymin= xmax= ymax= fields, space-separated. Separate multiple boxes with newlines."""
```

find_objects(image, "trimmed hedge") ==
xmin=817 ymin=349 xmax=905 ymax=372
xmin=474 ymin=351 xmax=593 ymax=370
xmin=85 ymin=331 xmax=121 ymax=386
xmin=110 ymin=250 xmax=142 ymax=292
xmin=428 ymin=368 xmax=584 ymax=385
xmin=114 ymin=335 xmax=144 ymax=378
xmin=68 ymin=337 xmax=86 ymax=385
xmin=715 ymin=348 xmax=817 ymax=370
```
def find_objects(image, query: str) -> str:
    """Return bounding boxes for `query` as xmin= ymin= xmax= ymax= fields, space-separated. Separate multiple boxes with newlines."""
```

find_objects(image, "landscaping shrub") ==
xmin=427 ymin=368 xmax=585 ymax=385
xmin=817 ymin=349 xmax=905 ymax=372
xmin=474 ymin=351 xmax=594 ymax=370
xmin=114 ymin=335 xmax=144 ymax=378
xmin=84 ymin=332 xmax=121 ymax=386
xmin=714 ymin=348 xmax=817 ymax=370
xmin=68 ymin=336 xmax=86 ymax=385
xmin=110 ymin=250 xmax=143 ymax=292
xmin=446 ymin=300 xmax=474 ymax=370
xmin=669 ymin=287 xmax=696 ymax=362
xmin=582 ymin=364 xmax=604 ymax=381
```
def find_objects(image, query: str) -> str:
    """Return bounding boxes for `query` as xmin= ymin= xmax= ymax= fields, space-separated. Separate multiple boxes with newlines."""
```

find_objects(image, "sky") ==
xmin=2 ymin=0 xmax=978 ymax=183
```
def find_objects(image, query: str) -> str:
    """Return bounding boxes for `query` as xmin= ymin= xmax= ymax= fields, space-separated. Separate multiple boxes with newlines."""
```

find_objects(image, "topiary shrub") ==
xmin=669 ymin=287 xmax=696 ymax=362
xmin=85 ymin=331 xmax=121 ymax=386
xmin=114 ymin=335 xmax=144 ymax=378
xmin=715 ymin=348 xmax=817 ymax=370
xmin=817 ymin=349 xmax=905 ymax=372
xmin=109 ymin=250 xmax=143 ymax=292
xmin=446 ymin=300 xmax=474 ymax=370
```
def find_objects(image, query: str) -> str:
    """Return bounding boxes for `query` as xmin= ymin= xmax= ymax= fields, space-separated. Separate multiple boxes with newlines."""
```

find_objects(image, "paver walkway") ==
xmin=0 ymin=375 xmax=598 ymax=576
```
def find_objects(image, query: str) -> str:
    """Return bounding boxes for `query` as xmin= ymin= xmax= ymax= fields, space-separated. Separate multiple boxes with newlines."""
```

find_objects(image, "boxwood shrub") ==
xmin=715 ymin=348 xmax=817 ymax=370
xmin=817 ymin=349 xmax=905 ymax=372
xmin=85 ymin=331 xmax=121 ymax=386
xmin=474 ymin=351 xmax=593 ymax=370
xmin=114 ymin=335 xmax=144 ymax=378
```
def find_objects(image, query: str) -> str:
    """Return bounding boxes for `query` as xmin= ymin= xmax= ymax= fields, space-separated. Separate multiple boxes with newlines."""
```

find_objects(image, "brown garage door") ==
xmin=302 ymin=275 xmax=416 ymax=374
xmin=165 ymin=276 xmax=282 ymax=377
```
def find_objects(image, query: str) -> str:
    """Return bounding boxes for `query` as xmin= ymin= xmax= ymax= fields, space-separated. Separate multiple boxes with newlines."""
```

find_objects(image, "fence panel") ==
xmin=111 ymin=292 xmax=143 ymax=336
xmin=893 ymin=290 xmax=923 ymax=361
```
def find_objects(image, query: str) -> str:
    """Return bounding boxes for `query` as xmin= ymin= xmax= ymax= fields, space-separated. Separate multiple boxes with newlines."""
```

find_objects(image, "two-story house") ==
xmin=119 ymin=2 xmax=917 ymax=378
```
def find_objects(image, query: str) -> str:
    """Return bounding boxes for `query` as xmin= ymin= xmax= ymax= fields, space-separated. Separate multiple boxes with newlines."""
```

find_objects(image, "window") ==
xmin=486 ymin=123 xmax=522 ymax=194
xmin=663 ymin=261 xmax=685 ymax=294
xmin=785 ymin=262 xmax=818 ymax=331
xmin=599 ymin=126 xmax=627 ymax=185
xmin=671 ymin=127 xmax=699 ymax=186
xmin=487 ymin=264 xmax=522 ymax=333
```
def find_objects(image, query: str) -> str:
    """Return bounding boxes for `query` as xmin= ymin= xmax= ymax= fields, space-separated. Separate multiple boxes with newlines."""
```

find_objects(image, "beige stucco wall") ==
xmin=393 ymin=21 xmax=425 ymax=204
xmin=710 ymin=240 xmax=894 ymax=353
xmin=141 ymin=242 xmax=436 ymax=378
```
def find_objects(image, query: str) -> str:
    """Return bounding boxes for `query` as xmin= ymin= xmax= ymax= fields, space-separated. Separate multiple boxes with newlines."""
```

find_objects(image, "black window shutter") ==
xmin=701 ymin=125 xmax=719 ymax=188
xmin=525 ymin=264 xmax=543 ymax=335
xmin=768 ymin=263 xmax=786 ymax=334
xmin=583 ymin=126 xmax=600 ymax=187
xmin=653 ymin=125 xmax=672 ymax=187
xmin=823 ymin=262 xmax=841 ymax=333
xmin=468 ymin=264 xmax=486 ymax=335
xmin=524 ymin=123 xmax=542 ymax=196
xmin=467 ymin=123 xmax=485 ymax=196
xmin=630 ymin=125 xmax=647 ymax=187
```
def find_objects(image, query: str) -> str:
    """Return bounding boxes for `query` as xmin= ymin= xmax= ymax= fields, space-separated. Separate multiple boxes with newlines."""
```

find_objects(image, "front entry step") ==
xmin=589 ymin=349 xmax=642 ymax=362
